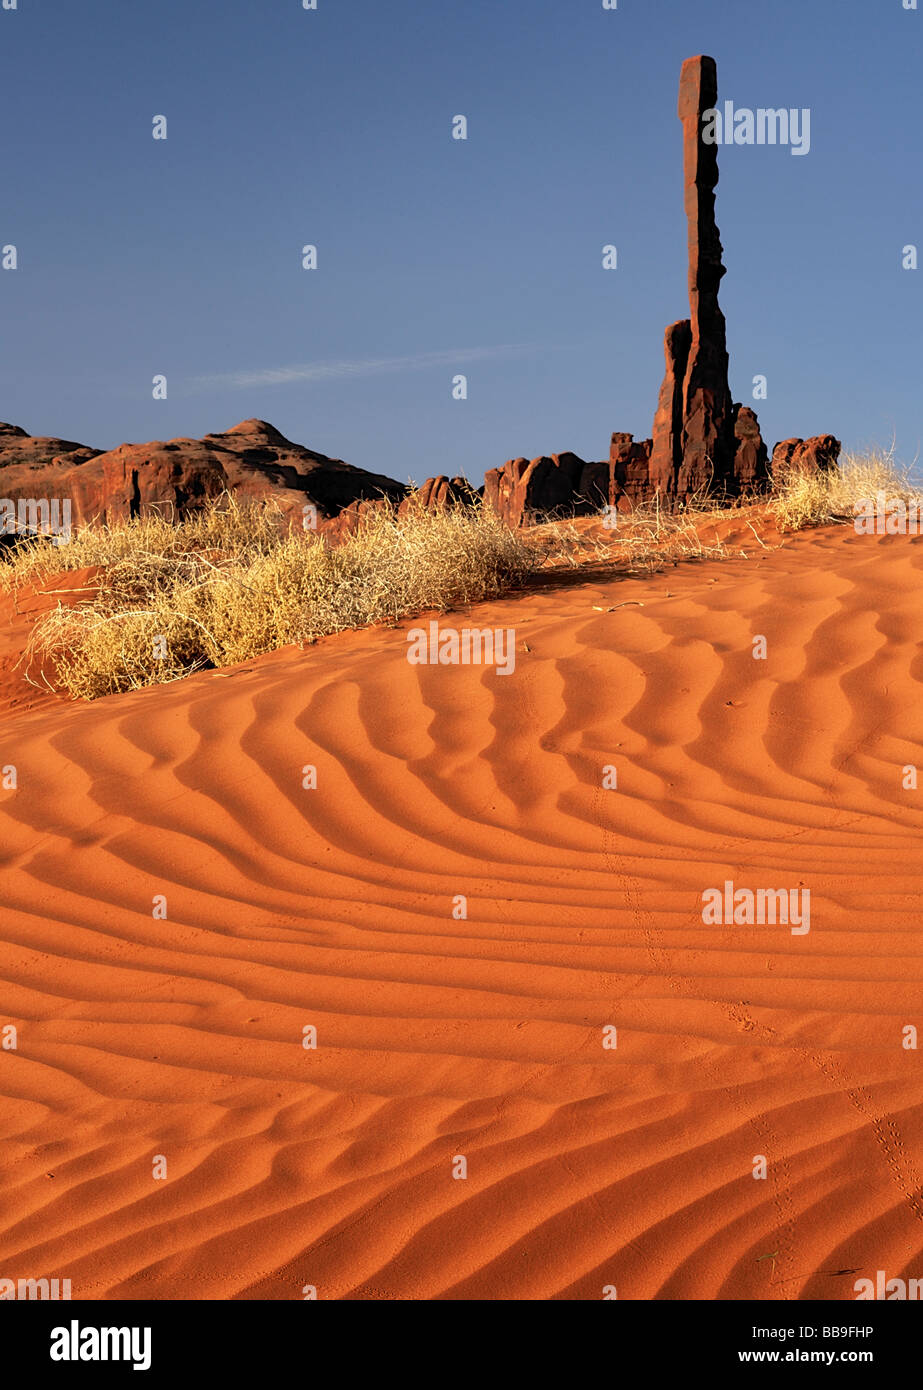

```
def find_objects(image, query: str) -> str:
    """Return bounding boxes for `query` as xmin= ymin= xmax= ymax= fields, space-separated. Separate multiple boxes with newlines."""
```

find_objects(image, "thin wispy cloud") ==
xmin=187 ymin=344 xmax=539 ymax=394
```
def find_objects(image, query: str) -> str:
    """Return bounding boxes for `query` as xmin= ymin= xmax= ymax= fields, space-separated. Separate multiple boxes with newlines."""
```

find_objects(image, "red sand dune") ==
xmin=1 ymin=522 xmax=922 ymax=1300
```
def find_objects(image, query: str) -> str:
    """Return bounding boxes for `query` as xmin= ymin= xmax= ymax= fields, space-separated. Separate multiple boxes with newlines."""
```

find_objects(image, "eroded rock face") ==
xmin=608 ymin=434 xmax=655 ymax=510
xmin=732 ymin=405 xmax=770 ymax=493
xmin=408 ymin=476 xmax=482 ymax=511
xmin=0 ymin=422 xmax=99 ymax=468
xmin=0 ymin=418 xmax=407 ymax=534
xmin=649 ymin=320 xmax=693 ymax=497
xmin=0 ymin=424 xmax=102 ymax=515
xmin=480 ymin=436 xmax=665 ymax=526
xmin=483 ymin=453 xmax=593 ymax=527
xmin=770 ymin=436 xmax=842 ymax=477
xmin=482 ymin=458 xmax=526 ymax=526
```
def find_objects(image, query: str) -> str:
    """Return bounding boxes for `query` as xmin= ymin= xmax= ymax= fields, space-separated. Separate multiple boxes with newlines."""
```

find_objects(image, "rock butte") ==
xmin=0 ymin=418 xmax=408 ymax=542
xmin=0 ymin=57 xmax=838 ymax=540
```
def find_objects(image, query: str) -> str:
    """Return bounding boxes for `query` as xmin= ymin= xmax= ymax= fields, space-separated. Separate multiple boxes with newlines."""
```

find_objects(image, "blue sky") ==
xmin=2 ymin=0 xmax=920 ymax=485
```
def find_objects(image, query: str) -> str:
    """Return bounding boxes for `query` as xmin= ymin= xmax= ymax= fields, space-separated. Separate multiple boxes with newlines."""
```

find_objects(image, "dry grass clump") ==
xmin=606 ymin=491 xmax=734 ymax=568
xmin=770 ymin=446 xmax=922 ymax=532
xmin=0 ymin=494 xmax=287 ymax=592
xmin=531 ymin=489 xmax=736 ymax=573
xmin=9 ymin=494 xmax=540 ymax=700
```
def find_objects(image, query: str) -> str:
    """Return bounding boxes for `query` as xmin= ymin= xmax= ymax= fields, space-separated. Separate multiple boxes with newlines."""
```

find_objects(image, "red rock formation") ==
xmin=649 ymin=320 xmax=692 ymax=496
xmin=483 ymin=453 xmax=592 ymax=527
xmin=641 ymin=57 xmax=835 ymax=507
xmin=675 ymin=55 xmax=736 ymax=496
xmin=0 ymin=423 xmax=102 ymax=522
xmin=407 ymin=476 xmax=481 ymax=511
xmin=650 ymin=57 xmax=771 ymax=503
xmin=608 ymin=434 xmax=655 ymax=510
xmin=476 ymin=56 xmax=831 ymax=523
xmin=0 ymin=418 xmax=406 ymax=534
xmin=732 ymin=405 xmax=770 ymax=493
xmin=481 ymin=441 xmax=669 ymax=527
xmin=0 ymin=422 xmax=100 ymax=470
xmin=482 ymin=458 xmax=526 ymax=525
xmin=770 ymin=436 xmax=842 ymax=477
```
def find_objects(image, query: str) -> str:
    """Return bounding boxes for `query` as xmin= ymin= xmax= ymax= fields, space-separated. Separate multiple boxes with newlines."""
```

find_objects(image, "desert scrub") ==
xmin=770 ymin=446 xmax=921 ymax=532
xmin=8 ymin=493 xmax=540 ymax=699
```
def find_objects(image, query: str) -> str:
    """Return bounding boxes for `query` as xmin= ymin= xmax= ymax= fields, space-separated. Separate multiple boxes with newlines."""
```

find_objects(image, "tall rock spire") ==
xmin=651 ymin=55 xmax=743 ymax=501
xmin=676 ymin=54 xmax=735 ymax=494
